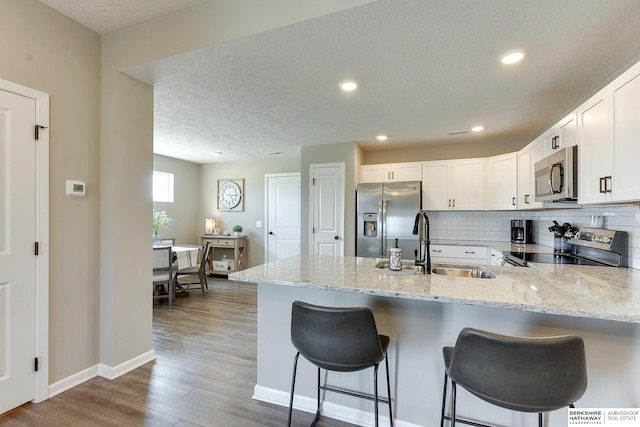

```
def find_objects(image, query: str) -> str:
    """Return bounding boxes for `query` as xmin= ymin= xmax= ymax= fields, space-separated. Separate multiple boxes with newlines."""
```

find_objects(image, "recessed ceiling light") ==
xmin=499 ymin=49 xmax=525 ymax=65
xmin=211 ymin=151 xmax=223 ymax=156
xmin=471 ymin=126 xmax=484 ymax=132
xmin=339 ymin=80 xmax=358 ymax=91
xmin=376 ymin=135 xmax=388 ymax=141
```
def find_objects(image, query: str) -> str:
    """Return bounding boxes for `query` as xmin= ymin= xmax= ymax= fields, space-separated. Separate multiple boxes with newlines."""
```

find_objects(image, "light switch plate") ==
xmin=256 ymin=221 xmax=262 ymax=228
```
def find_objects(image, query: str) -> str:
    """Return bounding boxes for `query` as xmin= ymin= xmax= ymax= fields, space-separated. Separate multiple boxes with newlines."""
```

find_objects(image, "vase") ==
xmin=153 ymin=233 xmax=163 ymax=246
xmin=234 ymin=232 xmax=240 ymax=237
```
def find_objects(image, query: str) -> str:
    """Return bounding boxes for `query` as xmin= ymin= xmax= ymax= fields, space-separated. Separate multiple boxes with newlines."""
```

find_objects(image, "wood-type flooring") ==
xmin=0 ymin=279 xmax=355 ymax=426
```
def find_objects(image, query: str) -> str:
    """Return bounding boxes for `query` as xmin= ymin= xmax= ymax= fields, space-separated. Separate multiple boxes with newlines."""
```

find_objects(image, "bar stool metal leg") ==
xmin=385 ymin=355 xmax=394 ymax=427
xmin=287 ymin=352 xmax=301 ymax=427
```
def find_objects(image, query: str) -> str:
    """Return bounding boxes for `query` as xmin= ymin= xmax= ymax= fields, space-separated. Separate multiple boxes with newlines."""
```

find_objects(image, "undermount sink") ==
xmin=431 ymin=264 xmax=496 ymax=279
xmin=374 ymin=260 xmax=424 ymax=273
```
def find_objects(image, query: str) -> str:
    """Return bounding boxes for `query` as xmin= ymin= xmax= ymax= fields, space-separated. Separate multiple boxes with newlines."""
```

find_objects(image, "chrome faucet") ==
xmin=413 ymin=210 xmax=431 ymax=274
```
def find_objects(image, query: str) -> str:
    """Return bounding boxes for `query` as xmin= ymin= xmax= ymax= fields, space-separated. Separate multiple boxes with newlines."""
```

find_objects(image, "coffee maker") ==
xmin=511 ymin=219 xmax=533 ymax=243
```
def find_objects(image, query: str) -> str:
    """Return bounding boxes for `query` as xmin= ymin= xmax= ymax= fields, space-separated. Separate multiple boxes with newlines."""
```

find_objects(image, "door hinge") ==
xmin=34 ymin=125 xmax=48 ymax=141
xmin=312 ymin=178 xmax=315 ymax=185
xmin=312 ymin=227 xmax=315 ymax=234
xmin=34 ymin=242 xmax=39 ymax=255
xmin=34 ymin=357 xmax=39 ymax=372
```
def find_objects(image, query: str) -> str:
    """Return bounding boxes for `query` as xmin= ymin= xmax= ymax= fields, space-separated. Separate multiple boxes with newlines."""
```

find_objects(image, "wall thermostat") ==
xmin=66 ymin=180 xmax=86 ymax=197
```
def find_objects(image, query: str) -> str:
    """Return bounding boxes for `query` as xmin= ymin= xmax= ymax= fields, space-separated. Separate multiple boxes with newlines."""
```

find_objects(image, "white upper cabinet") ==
xmin=423 ymin=159 xmax=484 ymax=210
xmin=578 ymin=60 xmax=640 ymax=204
xmin=485 ymin=153 xmax=517 ymax=210
xmin=361 ymin=162 xmax=422 ymax=183
xmin=543 ymin=111 xmax=578 ymax=157
xmin=422 ymin=161 xmax=451 ymax=210
xmin=517 ymin=137 xmax=549 ymax=209
xmin=611 ymin=67 xmax=640 ymax=202
xmin=578 ymin=88 xmax=612 ymax=204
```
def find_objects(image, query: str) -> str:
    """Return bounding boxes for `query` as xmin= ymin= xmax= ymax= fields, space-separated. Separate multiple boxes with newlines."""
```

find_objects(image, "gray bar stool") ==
xmin=287 ymin=300 xmax=393 ymax=427
xmin=440 ymin=327 xmax=587 ymax=427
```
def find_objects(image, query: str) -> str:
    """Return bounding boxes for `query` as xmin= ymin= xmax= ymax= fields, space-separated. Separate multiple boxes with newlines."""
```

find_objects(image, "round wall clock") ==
xmin=218 ymin=179 xmax=244 ymax=211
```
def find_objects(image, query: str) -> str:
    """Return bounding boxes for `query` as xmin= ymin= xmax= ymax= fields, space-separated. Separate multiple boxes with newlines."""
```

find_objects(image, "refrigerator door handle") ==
xmin=380 ymin=199 xmax=387 ymax=255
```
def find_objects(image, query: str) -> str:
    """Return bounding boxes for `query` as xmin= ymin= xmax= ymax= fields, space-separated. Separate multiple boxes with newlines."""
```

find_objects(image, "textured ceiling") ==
xmin=42 ymin=0 xmax=640 ymax=164
xmin=37 ymin=0 xmax=205 ymax=34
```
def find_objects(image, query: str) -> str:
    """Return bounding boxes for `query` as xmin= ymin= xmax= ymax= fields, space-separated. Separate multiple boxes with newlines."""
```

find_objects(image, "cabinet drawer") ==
xmin=430 ymin=245 xmax=487 ymax=260
xmin=203 ymin=238 xmax=236 ymax=247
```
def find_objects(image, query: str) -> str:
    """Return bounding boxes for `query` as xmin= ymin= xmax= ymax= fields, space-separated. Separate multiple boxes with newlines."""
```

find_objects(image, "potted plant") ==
xmin=153 ymin=210 xmax=174 ymax=245
xmin=232 ymin=224 xmax=243 ymax=236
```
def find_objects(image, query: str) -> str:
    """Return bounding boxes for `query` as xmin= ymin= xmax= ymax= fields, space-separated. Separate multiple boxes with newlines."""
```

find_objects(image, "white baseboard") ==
xmin=252 ymin=385 xmax=423 ymax=427
xmin=47 ymin=350 xmax=156 ymax=398
xmin=98 ymin=350 xmax=156 ymax=380
xmin=48 ymin=364 xmax=100 ymax=398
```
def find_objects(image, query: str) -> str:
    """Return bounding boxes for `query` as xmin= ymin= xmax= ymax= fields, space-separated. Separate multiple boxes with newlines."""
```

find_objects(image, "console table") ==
xmin=200 ymin=235 xmax=247 ymax=275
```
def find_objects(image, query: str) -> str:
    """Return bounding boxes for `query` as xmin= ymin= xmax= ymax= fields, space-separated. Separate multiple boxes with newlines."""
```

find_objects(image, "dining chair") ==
xmin=152 ymin=246 xmax=175 ymax=308
xmin=174 ymin=242 xmax=211 ymax=293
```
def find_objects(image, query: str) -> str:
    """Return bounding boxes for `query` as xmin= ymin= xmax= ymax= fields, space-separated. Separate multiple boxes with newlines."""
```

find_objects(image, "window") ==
xmin=153 ymin=171 xmax=174 ymax=203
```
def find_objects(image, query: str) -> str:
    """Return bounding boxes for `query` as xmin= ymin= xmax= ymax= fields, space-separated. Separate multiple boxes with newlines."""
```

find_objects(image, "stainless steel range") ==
xmin=503 ymin=227 xmax=627 ymax=267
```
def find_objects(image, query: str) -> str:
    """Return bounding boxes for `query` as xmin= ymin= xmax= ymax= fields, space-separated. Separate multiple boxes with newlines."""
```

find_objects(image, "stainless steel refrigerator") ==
xmin=356 ymin=181 xmax=422 ymax=258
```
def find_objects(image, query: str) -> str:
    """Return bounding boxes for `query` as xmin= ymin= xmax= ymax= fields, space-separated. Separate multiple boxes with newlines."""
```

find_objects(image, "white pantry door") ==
xmin=266 ymin=173 xmax=301 ymax=263
xmin=310 ymin=163 xmax=344 ymax=256
xmin=0 ymin=89 xmax=38 ymax=413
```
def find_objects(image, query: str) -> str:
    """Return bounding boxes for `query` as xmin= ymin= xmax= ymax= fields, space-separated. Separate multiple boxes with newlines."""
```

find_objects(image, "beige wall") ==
xmin=300 ymin=142 xmax=362 ymax=256
xmin=153 ymin=155 xmax=201 ymax=245
xmin=0 ymin=0 xmax=101 ymax=383
xmin=362 ymin=138 xmax=526 ymax=164
xmin=100 ymin=0 xmax=375 ymax=370
xmin=200 ymin=157 xmax=300 ymax=267
xmin=2 ymin=0 xmax=375 ymax=388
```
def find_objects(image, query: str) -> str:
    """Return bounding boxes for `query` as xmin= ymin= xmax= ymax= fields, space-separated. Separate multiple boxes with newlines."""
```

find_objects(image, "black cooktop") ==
xmin=503 ymin=251 xmax=609 ymax=267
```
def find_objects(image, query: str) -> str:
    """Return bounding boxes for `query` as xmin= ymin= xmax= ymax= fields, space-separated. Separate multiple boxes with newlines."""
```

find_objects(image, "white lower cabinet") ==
xmin=430 ymin=245 xmax=489 ymax=265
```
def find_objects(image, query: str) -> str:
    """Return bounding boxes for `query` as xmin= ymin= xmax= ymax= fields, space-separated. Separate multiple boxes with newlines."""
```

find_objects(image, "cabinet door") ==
xmin=517 ymin=148 xmax=531 ymax=209
xmin=558 ymin=111 xmax=578 ymax=149
xmin=486 ymin=153 xmax=517 ymax=210
xmin=451 ymin=159 xmax=484 ymax=210
xmin=392 ymin=162 xmax=422 ymax=182
xmin=542 ymin=127 xmax=559 ymax=157
xmin=422 ymin=161 xmax=451 ymax=210
xmin=612 ymin=70 xmax=640 ymax=202
xmin=578 ymin=90 xmax=612 ymax=204
xmin=361 ymin=164 xmax=391 ymax=183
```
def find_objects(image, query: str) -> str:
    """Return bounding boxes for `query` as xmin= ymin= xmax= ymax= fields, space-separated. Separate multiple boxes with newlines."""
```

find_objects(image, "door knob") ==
xmin=269 ymin=231 xmax=274 ymax=235
xmin=334 ymin=235 xmax=339 ymax=240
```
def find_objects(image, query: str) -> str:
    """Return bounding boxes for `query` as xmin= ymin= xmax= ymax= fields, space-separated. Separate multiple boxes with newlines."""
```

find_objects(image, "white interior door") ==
xmin=266 ymin=173 xmax=301 ymax=263
xmin=310 ymin=163 xmax=344 ymax=256
xmin=0 ymin=89 xmax=38 ymax=413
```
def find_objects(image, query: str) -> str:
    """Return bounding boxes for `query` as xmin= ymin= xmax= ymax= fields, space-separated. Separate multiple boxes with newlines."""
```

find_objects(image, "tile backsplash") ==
xmin=427 ymin=203 xmax=640 ymax=269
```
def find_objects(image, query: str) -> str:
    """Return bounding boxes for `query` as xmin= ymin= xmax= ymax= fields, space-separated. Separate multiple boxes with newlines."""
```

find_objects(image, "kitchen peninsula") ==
xmin=232 ymin=254 xmax=640 ymax=427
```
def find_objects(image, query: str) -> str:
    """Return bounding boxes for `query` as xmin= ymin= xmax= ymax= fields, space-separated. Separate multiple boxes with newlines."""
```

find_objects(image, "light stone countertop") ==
xmin=231 ymin=251 xmax=640 ymax=324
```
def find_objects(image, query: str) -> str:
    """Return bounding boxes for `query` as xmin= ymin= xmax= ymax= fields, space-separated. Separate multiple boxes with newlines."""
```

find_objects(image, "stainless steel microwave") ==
xmin=534 ymin=145 xmax=578 ymax=202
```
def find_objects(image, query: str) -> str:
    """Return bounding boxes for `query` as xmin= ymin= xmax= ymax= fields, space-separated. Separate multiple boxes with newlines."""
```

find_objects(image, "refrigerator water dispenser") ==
xmin=363 ymin=213 xmax=378 ymax=237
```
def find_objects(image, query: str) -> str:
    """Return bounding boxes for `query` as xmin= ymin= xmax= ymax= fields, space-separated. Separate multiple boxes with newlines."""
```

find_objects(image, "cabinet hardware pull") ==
xmin=465 ymin=251 xmax=475 ymax=254
xmin=452 ymin=199 xmax=456 ymax=207
xmin=512 ymin=197 xmax=516 ymax=206
xmin=433 ymin=249 xmax=442 ymax=253
xmin=599 ymin=177 xmax=606 ymax=193
xmin=524 ymin=194 xmax=530 ymax=204
xmin=448 ymin=199 xmax=451 ymax=207
xmin=605 ymin=176 xmax=612 ymax=193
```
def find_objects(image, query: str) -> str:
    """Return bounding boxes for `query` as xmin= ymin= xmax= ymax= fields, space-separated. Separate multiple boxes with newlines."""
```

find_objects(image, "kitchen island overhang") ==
xmin=232 ymin=255 xmax=640 ymax=427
